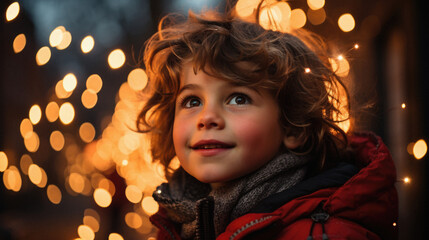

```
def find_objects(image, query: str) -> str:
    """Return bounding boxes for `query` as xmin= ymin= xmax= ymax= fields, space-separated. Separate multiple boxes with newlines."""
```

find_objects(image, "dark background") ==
xmin=1 ymin=0 xmax=428 ymax=239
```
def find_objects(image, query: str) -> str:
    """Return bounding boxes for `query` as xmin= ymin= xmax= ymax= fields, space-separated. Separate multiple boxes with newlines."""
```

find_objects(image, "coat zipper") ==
xmin=229 ymin=216 xmax=273 ymax=240
xmin=197 ymin=197 xmax=216 ymax=240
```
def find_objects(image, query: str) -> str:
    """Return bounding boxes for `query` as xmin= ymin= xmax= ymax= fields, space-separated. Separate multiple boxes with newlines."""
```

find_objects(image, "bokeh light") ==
xmin=86 ymin=74 xmax=103 ymax=93
xmin=63 ymin=73 xmax=78 ymax=92
xmin=50 ymin=130 xmax=65 ymax=151
xmin=329 ymin=57 xmax=350 ymax=77
xmin=83 ymin=215 xmax=100 ymax=232
xmin=125 ymin=185 xmax=143 ymax=203
xmin=47 ymin=184 xmax=62 ymax=204
xmin=20 ymin=118 xmax=33 ymax=138
xmin=24 ymin=132 xmax=40 ymax=152
xmin=57 ymin=31 xmax=72 ymax=50
xmin=6 ymin=2 xmax=20 ymax=22
xmin=28 ymin=164 xmax=42 ymax=185
xmin=141 ymin=196 xmax=159 ymax=215
xmin=125 ymin=212 xmax=142 ymax=229
xmin=55 ymin=80 xmax=73 ymax=99
xmin=128 ymin=68 xmax=148 ymax=91
xmin=93 ymin=188 xmax=112 ymax=208
xmin=109 ymin=233 xmax=124 ymax=240
xmin=307 ymin=0 xmax=325 ymax=10
xmin=59 ymin=102 xmax=75 ymax=125
xmin=69 ymin=172 xmax=86 ymax=194
xmin=49 ymin=27 xmax=64 ymax=47
xmin=108 ymin=49 xmax=126 ymax=69
xmin=29 ymin=104 xmax=42 ymax=125
xmin=20 ymin=154 xmax=33 ymax=175
xmin=413 ymin=139 xmax=427 ymax=160
xmin=79 ymin=122 xmax=96 ymax=143
xmin=36 ymin=168 xmax=48 ymax=188
xmin=81 ymin=89 xmax=98 ymax=109
xmin=13 ymin=33 xmax=26 ymax=53
xmin=235 ymin=0 xmax=260 ymax=18
xmin=46 ymin=102 xmax=60 ymax=122
xmin=0 ymin=151 xmax=8 ymax=172
xmin=290 ymin=8 xmax=306 ymax=29
xmin=3 ymin=166 xmax=22 ymax=192
xmin=81 ymin=36 xmax=95 ymax=53
xmin=338 ymin=13 xmax=355 ymax=32
xmin=36 ymin=46 xmax=51 ymax=66
xmin=307 ymin=8 xmax=326 ymax=25
xmin=77 ymin=225 xmax=95 ymax=240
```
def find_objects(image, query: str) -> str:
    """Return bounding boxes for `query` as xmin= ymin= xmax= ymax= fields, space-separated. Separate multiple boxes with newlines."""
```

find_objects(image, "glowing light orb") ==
xmin=6 ymin=2 xmax=20 ymax=21
xmin=78 ymin=225 xmax=95 ymax=240
xmin=81 ymin=36 xmax=95 ymax=53
xmin=63 ymin=73 xmax=78 ymax=92
xmin=290 ymin=8 xmax=306 ymax=29
xmin=29 ymin=105 xmax=42 ymax=125
xmin=128 ymin=68 xmax=148 ymax=91
xmin=0 ymin=152 xmax=8 ymax=172
xmin=79 ymin=122 xmax=96 ymax=143
xmin=50 ymin=130 xmax=65 ymax=151
xmin=142 ymin=196 xmax=159 ymax=215
xmin=86 ymin=74 xmax=103 ymax=93
xmin=49 ymin=27 xmax=64 ymax=47
xmin=13 ymin=34 xmax=26 ymax=53
xmin=338 ymin=13 xmax=355 ymax=32
xmin=93 ymin=188 xmax=112 ymax=207
xmin=47 ymin=184 xmax=62 ymax=204
xmin=307 ymin=0 xmax=325 ymax=10
xmin=413 ymin=139 xmax=427 ymax=159
xmin=36 ymin=46 xmax=51 ymax=66
xmin=45 ymin=102 xmax=60 ymax=122
xmin=108 ymin=49 xmax=126 ymax=69
xmin=59 ymin=102 xmax=75 ymax=125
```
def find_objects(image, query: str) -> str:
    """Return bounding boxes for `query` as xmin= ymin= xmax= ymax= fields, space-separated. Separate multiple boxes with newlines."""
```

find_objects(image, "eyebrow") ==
xmin=177 ymin=84 xmax=201 ymax=95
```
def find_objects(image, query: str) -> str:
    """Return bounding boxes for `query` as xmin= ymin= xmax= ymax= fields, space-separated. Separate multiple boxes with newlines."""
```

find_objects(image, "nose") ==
xmin=197 ymin=104 xmax=225 ymax=130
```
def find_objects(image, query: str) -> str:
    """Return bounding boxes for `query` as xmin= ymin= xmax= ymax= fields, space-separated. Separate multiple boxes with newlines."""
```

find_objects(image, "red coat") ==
xmin=150 ymin=132 xmax=398 ymax=240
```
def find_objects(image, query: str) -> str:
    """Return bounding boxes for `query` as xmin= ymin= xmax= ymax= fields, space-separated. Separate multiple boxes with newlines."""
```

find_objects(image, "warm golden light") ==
xmin=305 ymin=68 xmax=311 ymax=73
xmin=329 ymin=57 xmax=350 ymax=77
xmin=56 ymin=31 xmax=72 ymax=50
xmin=401 ymin=103 xmax=406 ymax=109
xmin=290 ymin=8 xmax=306 ymax=29
xmin=81 ymin=89 xmax=98 ymax=109
xmin=46 ymin=101 xmax=60 ymax=122
xmin=59 ymin=102 xmax=75 ymax=125
xmin=393 ymin=222 xmax=397 ymax=227
xmin=93 ymin=188 xmax=112 ymax=208
xmin=6 ymin=2 xmax=20 ymax=21
xmin=3 ymin=166 xmax=22 ymax=192
xmin=49 ymin=27 xmax=64 ymax=47
xmin=125 ymin=212 xmax=142 ymax=229
xmin=28 ymin=164 xmax=43 ymax=185
xmin=55 ymin=80 xmax=72 ymax=99
xmin=141 ymin=196 xmax=159 ymax=215
xmin=20 ymin=118 xmax=33 ymax=138
xmin=338 ymin=13 xmax=355 ymax=32
xmin=354 ymin=44 xmax=359 ymax=49
xmin=24 ymin=132 xmax=40 ymax=152
xmin=81 ymin=36 xmax=95 ymax=53
xmin=19 ymin=154 xmax=32 ymax=175
xmin=307 ymin=8 xmax=326 ymax=26
xmin=235 ymin=0 xmax=260 ymax=18
xmin=69 ymin=172 xmax=86 ymax=194
xmin=63 ymin=73 xmax=78 ymax=92
xmin=108 ymin=233 xmax=124 ymax=240
xmin=78 ymin=225 xmax=95 ymax=240
xmin=47 ymin=184 xmax=62 ymax=204
xmin=125 ymin=185 xmax=143 ymax=203
xmin=128 ymin=68 xmax=148 ymax=91
xmin=36 ymin=167 xmax=48 ymax=188
xmin=108 ymin=49 xmax=126 ymax=69
xmin=307 ymin=0 xmax=325 ymax=10
xmin=407 ymin=142 xmax=415 ymax=155
xmin=13 ymin=34 xmax=26 ymax=53
xmin=83 ymin=215 xmax=100 ymax=232
xmin=79 ymin=122 xmax=96 ymax=143
xmin=404 ymin=177 xmax=411 ymax=184
xmin=29 ymin=104 xmax=42 ymax=125
xmin=50 ymin=130 xmax=65 ymax=151
xmin=0 ymin=152 xmax=8 ymax=172
xmin=86 ymin=74 xmax=103 ymax=93
xmin=413 ymin=139 xmax=427 ymax=160
xmin=36 ymin=46 xmax=51 ymax=66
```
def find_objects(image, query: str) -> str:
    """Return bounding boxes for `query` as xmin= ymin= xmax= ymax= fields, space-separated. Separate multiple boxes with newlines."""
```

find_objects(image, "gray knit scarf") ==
xmin=153 ymin=152 xmax=308 ymax=239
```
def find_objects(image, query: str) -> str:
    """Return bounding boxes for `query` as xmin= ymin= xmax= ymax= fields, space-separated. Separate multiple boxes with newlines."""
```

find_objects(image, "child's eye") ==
xmin=228 ymin=94 xmax=250 ymax=105
xmin=181 ymin=96 xmax=202 ymax=108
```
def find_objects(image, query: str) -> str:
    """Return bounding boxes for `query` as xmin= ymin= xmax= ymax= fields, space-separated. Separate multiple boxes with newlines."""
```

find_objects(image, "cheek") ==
xmin=172 ymin=119 xmax=187 ymax=154
xmin=233 ymin=118 xmax=282 ymax=148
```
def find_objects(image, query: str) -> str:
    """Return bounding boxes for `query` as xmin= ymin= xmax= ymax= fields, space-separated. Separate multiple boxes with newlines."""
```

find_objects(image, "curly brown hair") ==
xmin=137 ymin=11 xmax=350 ymax=179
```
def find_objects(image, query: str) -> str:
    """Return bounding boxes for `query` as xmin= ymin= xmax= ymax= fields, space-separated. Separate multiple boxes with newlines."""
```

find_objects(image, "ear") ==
xmin=283 ymin=135 xmax=303 ymax=149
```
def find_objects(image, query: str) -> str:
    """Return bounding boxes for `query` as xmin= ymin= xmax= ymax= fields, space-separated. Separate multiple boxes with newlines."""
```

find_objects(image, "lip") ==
xmin=190 ymin=139 xmax=235 ymax=157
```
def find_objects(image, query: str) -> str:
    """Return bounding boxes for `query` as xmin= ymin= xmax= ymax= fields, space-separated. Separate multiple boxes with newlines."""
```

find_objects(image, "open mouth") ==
xmin=190 ymin=140 xmax=235 ymax=150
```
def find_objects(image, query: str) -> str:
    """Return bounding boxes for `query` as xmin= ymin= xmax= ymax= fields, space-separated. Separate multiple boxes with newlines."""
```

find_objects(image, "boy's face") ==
xmin=172 ymin=62 xmax=285 ymax=186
